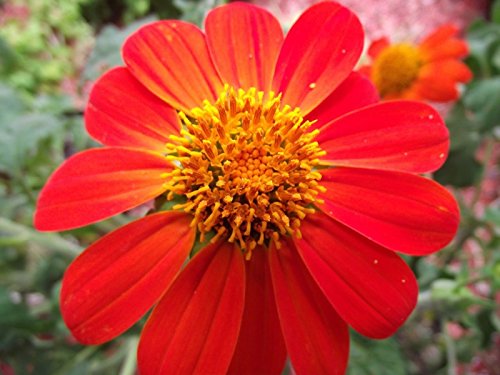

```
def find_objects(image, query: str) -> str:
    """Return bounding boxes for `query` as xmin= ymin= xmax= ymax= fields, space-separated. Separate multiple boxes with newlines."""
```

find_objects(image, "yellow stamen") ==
xmin=371 ymin=43 xmax=422 ymax=97
xmin=162 ymin=85 xmax=325 ymax=251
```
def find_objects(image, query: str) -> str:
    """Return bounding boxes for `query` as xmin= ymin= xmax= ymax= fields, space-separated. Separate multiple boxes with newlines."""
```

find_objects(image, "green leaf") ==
xmin=416 ymin=259 xmax=441 ymax=288
xmin=463 ymin=78 xmax=500 ymax=132
xmin=484 ymin=206 xmax=500 ymax=226
xmin=434 ymin=149 xmax=482 ymax=187
xmin=174 ymin=0 xmax=227 ymax=26
xmin=0 ymin=112 xmax=63 ymax=173
xmin=347 ymin=333 xmax=407 ymax=375
xmin=445 ymin=101 xmax=481 ymax=151
xmin=466 ymin=21 xmax=500 ymax=77
xmin=0 ymin=36 xmax=19 ymax=75
xmin=0 ymin=288 xmax=51 ymax=334
xmin=492 ymin=0 xmax=500 ymax=24
xmin=0 ymin=84 xmax=26 ymax=124
xmin=82 ymin=16 xmax=157 ymax=82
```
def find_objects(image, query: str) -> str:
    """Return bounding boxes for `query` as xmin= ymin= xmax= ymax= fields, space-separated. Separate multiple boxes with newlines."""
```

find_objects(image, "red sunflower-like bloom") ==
xmin=360 ymin=24 xmax=473 ymax=101
xmin=34 ymin=2 xmax=459 ymax=374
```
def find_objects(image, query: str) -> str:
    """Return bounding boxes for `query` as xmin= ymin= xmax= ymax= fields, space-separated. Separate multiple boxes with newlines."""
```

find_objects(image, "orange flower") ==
xmin=361 ymin=24 xmax=473 ymax=101
xmin=34 ymin=2 xmax=459 ymax=374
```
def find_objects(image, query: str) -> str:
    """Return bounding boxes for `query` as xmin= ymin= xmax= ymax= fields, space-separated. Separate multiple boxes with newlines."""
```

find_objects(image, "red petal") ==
xmin=319 ymin=167 xmax=459 ymax=255
xmin=228 ymin=248 xmax=286 ymax=375
xmin=138 ymin=242 xmax=245 ymax=375
xmin=85 ymin=67 xmax=180 ymax=151
xmin=34 ymin=148 xmax=170 ymax=231
xmin=296 ymin=212 xmax=418 ymax=339
xmin=318 ymin=101 xmax=449 ymax=173
xmin=123 ymin=21 xmax=223 ymax=113
xmin=357 ymin=65 xmax=371 ymax=78
xmin=272 ymin=1 xmax=363 ymax=114
xmin=306 ymin=72 xmax=379 ymax=132
xmin=368 ymin=37 xmax=390 ymax=58
xmin=60 ymin=212 xmax=195 ymax=344
xmin=269 ymin=239 xmax=349 ymax=375
xmin=205 ymin=2 xmax=283 ymax=92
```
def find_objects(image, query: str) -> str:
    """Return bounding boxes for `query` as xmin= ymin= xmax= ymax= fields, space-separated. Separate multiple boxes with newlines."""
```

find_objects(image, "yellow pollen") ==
xmin=163 ymin=85 xmax=325 ymax=254
xmin=371 ymin=43 xmax=422 ymax=98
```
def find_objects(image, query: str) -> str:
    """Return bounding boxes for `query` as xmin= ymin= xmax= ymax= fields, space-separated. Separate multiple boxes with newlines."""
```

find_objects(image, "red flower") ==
xmin=34 ymin=2 xmax=459 ymax=374
xmin=360 ymin=24 xmax=473 ymax=101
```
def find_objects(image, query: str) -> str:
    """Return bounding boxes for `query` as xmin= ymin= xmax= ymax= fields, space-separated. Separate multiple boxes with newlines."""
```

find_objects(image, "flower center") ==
xmin=162 ymin=85 xmax=326 ymax=257
xmin=371 ymin=43 xmax=422 ymax=98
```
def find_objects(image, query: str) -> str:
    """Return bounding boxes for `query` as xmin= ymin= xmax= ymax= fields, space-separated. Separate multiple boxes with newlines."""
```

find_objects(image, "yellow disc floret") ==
xmin=162 ymin=85 xmax=326 ymax=257
xmin=372 ymin=43 xmax=422 ymax=98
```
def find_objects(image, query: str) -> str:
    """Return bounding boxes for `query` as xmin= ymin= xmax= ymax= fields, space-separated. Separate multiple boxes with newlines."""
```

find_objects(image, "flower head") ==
xmin=35 ymin=2 xmax=459 ymax=374
xmin=360 ymin=24 xmax=473 ymax=101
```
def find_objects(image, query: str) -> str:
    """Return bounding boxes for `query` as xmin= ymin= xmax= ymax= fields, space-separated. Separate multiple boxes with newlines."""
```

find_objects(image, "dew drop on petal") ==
xmin=309 ymin=82 xmax=316 ymax=89
xmin=439 ymin=153 xmax=445 ymax=158
xmin=428 ymin=114 xmax=434 ymax=120
xmin=373 ymin=259 xmax=379 ymax=265
xmin=401 ymin=278 xmax=406 ymax=283
xmin=341 ymin=48 xmax=347 ymax=54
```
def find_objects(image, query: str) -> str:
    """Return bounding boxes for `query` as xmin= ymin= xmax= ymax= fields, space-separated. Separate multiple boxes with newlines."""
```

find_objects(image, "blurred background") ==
xmin=0 ymin=0 xmax=498 ymax=374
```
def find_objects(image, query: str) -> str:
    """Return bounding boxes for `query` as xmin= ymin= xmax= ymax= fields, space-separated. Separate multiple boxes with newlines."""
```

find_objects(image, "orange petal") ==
xmin=318 ymin=101 xmax=449 ymax=173
xmin=319 ymin=167 xmax=459 ymax=255
xmin=413 ymin=76 xmax=459 ymax=102
xmin=420 ymin=39 xmax=469 ymax=61
xmin=272 ymin=1 xmax=363 ymax=115
xmin=419 ymin=24 xmax=459 ymax=50
xmin=205 ymin=2 xmax=283 ymax=92
xmin=227 ymin=248 xmax=286 ymax=375
xmin=419 ymin=24 xmax=469 ymax=61
xmin=138 ymin=242 xmax=245 ymax=375
xmin=421 ymin=60 xmax=473 ymax=83
xmin=269 ymin=239 xmax=349 ymax=375
xmin=296 ymin=212 xmax=418 ymax=339
xmin=123 ymin=20 xmax=223 ymax=113
xmin=86 ymin=67 xmax=180 ymax=151
xmin=34 ymin=148 xmax=170 ymax=231
xmin=60 ymin=212 xmax=195 ymax=344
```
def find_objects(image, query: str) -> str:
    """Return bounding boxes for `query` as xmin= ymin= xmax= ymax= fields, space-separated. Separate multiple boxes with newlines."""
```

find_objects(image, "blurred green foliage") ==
xmin=0 ymin=0 xmax=92 ymax=93
xmin=0 ymin=0 xmax=499 ymax=374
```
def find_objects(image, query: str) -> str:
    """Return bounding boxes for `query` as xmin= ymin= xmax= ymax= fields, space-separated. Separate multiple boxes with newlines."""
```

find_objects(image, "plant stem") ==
xmin=119 ymin=337 xmax=139 ymax=375
xmin=55 ymin=346 xmax=99 ymax=375
xmin=442 ymin=319 xmax=457 ymax=375
xmin=471 ymin=137 xmax=495 ymax=208
xmin=0 ymin=217 xmax=81 ymax=256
